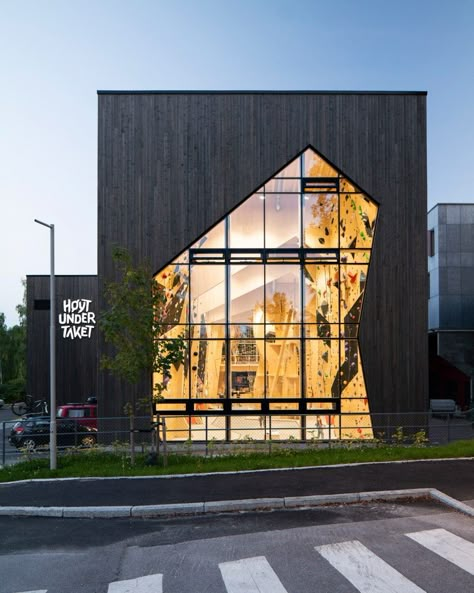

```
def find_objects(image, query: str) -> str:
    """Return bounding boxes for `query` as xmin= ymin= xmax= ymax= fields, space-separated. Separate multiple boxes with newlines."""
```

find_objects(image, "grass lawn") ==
xmin=0 ymin=439 xmax=473 ymax=482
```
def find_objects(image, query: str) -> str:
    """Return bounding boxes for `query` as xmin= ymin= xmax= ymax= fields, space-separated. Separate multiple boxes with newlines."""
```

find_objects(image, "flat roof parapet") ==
xmin=97 ymin=90 xmax=427 ymax=96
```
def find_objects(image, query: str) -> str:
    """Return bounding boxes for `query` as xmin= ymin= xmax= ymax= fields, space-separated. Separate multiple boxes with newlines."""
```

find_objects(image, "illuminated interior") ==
xmin=153 ymin=147 xmax=378 ymax=441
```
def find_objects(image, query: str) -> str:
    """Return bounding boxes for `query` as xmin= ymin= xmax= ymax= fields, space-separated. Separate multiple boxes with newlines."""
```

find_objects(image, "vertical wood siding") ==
xmin=97 ymin=92 xmax=428 ymax=418
xmin=27 ymin=275 xmax=98 ymax=405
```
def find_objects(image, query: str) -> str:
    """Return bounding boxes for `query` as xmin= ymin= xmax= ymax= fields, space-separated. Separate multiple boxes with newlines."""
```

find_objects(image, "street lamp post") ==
xmin=34 ymin=218 xmax=57 ymax=470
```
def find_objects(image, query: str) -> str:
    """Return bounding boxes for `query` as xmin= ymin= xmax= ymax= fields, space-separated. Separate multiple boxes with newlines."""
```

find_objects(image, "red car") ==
xmin=56 ymin=402 xmax=97 ymax=430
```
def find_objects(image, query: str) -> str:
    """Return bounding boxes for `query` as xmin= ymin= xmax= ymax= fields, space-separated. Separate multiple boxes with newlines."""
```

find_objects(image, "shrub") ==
xmin=0 ymin=378 xmax=26 ymax=403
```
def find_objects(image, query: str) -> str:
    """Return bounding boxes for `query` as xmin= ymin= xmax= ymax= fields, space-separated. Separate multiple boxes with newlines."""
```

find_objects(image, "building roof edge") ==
xmin=97 ymin=90 xmax=428 ymax=96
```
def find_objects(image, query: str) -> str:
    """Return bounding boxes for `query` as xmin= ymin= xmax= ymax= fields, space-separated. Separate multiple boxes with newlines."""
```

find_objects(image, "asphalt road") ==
xmin=0 ymin=499 xmax=472 ymax=592
xmin=1 ymin=405 xmax=473 ymax=593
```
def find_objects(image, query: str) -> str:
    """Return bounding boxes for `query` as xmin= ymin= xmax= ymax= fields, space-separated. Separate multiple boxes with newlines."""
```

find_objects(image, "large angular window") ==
xmin=154 ymin=147 xmax=378 ymax=441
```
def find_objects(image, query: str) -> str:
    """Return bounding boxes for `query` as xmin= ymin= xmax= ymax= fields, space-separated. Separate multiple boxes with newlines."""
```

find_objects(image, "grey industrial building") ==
xmin=428 ymin=203 xmax=474 ymax=409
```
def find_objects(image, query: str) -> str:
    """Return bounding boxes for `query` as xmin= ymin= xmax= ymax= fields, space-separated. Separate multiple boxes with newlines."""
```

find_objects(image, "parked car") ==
xmin=8 ymin=416 xmax=96 ymax=450
xmin=56 ymin=401 xmax=97 ymax=429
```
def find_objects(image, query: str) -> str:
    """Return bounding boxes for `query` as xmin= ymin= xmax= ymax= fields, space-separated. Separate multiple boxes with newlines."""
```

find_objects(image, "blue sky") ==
xmin=1 ymin=0 xmax=473 ymax=326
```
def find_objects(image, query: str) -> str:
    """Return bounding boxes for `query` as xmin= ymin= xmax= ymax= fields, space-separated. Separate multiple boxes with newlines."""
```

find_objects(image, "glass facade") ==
xmin=154 ymin=148 xmax=378 ymax=440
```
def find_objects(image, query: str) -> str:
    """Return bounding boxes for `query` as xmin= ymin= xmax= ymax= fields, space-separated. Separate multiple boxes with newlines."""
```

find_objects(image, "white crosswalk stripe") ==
xmin=406 ymin=528 xmax=474 ymax=576
xmin=11 ymin=528 xmax=474 ymax=593
xmin=315 ymin=539 xmax=427 ymax=593
xmin=219 ymin=556 xmax=289 ymax=593
xmin=107 ymin=573 xmax=163 ymax=593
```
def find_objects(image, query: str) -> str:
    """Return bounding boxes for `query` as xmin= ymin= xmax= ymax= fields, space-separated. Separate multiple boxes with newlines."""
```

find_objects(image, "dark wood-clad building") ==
xmin=27 ymin=275 xmax=98 ymax=405
xmin=29 ymin=91 xmax=428 ymax=440
xmin=97 ymin=91 xmax=428 ymax=439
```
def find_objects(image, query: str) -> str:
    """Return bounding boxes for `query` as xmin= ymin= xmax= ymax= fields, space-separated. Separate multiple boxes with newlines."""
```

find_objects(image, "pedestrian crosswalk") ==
xmin=11 ymin=528 xmax=473 ymax=593
xmin=406 ymin=528 xmax=474 ymax=576
xmin=315 ymin=539 xmax=427 ymax=593
xmin=219 ymin=556 xmax=289 ymax=593
xmin=107 ymin=574 xmax=163 ymax=592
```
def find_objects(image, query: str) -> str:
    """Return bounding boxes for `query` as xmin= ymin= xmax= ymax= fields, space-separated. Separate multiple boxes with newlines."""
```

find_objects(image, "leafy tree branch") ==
xmin=99 ymin=247 xmax=186 ymax=414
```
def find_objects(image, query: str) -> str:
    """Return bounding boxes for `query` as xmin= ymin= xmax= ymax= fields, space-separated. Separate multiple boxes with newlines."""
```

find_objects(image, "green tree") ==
xmin=0 ymin=313 xmax=8 ymax=386
xmin=16 ymin=278 xmax=27 ymax=328
xmin=99 ymin=247 xmax=186 ymax=414
xmin=0 ymin=280 xmax=27 ymax=401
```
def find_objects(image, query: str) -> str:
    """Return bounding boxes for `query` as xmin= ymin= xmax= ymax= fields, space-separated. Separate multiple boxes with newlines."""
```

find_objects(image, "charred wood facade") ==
xmin=27 ymin=275 xmax=98 ymax=405
xmin=96 ymin=91 xmax=428 ymax=425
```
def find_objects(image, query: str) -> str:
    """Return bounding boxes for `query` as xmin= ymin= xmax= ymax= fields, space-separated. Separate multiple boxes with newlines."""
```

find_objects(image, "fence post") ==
xmin=447 ymin=413 xmax=451 ymax=443
xmin=162 ymin=418 xmax=167 ymax=467
xmin=205 ymin=416 xmax=208 ymax=456
xmin=268 ymin=416 xmax=272 ymax=454
xmin=156 ymin=413 xmax=160 ymax=458
xmin=2 ymin=422 xmax=5 ymax=467
xmin=129 ymin=413 xmax=135 ymax=466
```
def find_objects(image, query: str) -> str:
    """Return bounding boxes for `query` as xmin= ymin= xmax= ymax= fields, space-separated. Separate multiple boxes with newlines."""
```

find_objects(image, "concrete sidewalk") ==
xmin=0 ymin=458 xmax=473 ymax=518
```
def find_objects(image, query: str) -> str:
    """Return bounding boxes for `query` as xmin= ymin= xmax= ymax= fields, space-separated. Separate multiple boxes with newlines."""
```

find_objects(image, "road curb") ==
xmin=62 ymin=506 xmax=132 ymax=518
xmin=0 ymin=505 xmax=63 ymax=517
xmin=284 ymin=492 xmax=359 ymax=508
xmin=204 ymin=497 xmax=285 ymax=513
xmin=0 ymin=488 xmax=473 ymax=518
xmin=131 ymin=502 xmax=205 ymax=517
xmin=429 ymin=489 xmax=474 ymax=517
